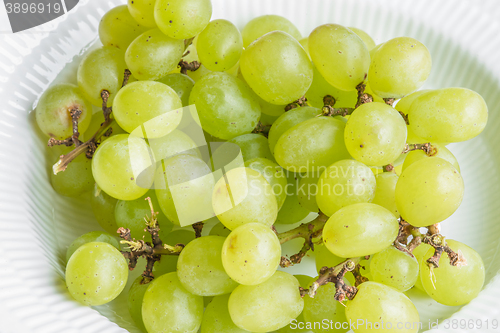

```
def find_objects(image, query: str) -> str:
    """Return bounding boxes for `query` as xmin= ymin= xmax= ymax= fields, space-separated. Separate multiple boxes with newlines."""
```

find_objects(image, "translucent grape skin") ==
xmin=241 ymin=14 xmax=301 ymax=47
xmin=127 ymin=276 xmax=149 ymax=332
xmin=66 ymin=231 xmax=120 ymax=262
xmin=228 ymin=271 xmax=304 ymax=332
xmin=142 ymin=272 xmax=203 ymax=333
xmin=245 ymin=158 xmax=288 ymax=210
xmin=275 ymin=174 xmax=311 ymax=225
xmin=275 ymin=117 xmax=351 ymax=173
xmin=240 ymin=31 xmax=313 ymax=105
xmin=323 ymin=203 xmax=399 ymax=258
xmin=395 ymin=90 xmax=431 ymax=144
xmin=316 ymin=160 xmax=377 ymax=217
xmin=370 ymin=246 xmax=419 ymax=292
xmin=395 ymin=157 xmax=464 ymax=227
xmin=402 ymin=143 xmax=460 ymax=173
xmin=177 ymin=236 xmax=239 ymax=296
xmin=113 ymin=81 xmax=183 ymax=138
xmin=92 ymin=134 xmax=155 ymax=201
xmin=201 ymin=294 xmax=248 ymax=333
xmin=408 ymin=87 xmax=488 ymax=143
xmin=155 ymin=154 xmax=215 ymax=226
xmin=209 ymin=222 xmax=231 ymax=237
xmin=369 ymin=37 xmax=432 ymax=99
xmin=154 ymin=0 xmax=212 ymax=39
xmin=114 ymin=191 xmax=173 ymax=242
xmin=297 ymin=174 xmax=320 ymax=213
xmin=157 ymin=73 xmax=195 ymax=106
xmin=346 ymin=282 xmax=420 ymax=333
xmin=420 ymin=239 xmax=485 ymax=306
xmin=371 ymin=172 xmax=399 ymax=218
xmin=348 ymin=27 xmax=376 ymax=50
xmin=189 ymin=72 xmax=261 ymax=140
xmin=127 ymin=0 xmax=157 ymax=28
xmin=36 ymin=83 xmax=92 ymax=139
xmin=51 ymin=147 xmax=94 ymax=197
xmin=90 ymin=183 xmax=119 ymax=234
xmin=268 ymin=106 xmax=322 ymax=154
xmin=212 ymin=167 xmax=278 ymax=230
xmin=222 ymin=223 xmax=281 ymax=286
xmin=65 ymin=242 xmax=128 ymax=306
xmin=153 ymin=230 xmax=196 ymax=277
xmin=125 ymin=29 xmax=185 ymax=81
xmin=411 ymin=243 xmax=432 ymax=291
xmin=99 ymin=5 xmax=148 ymax=50
xmin=344 ymin=102 xmax=407 ymax=167
xmin=197 ymin=19 xmax=243 ymax=71
xmin=309 ymin=24 xmax=370 ymax=91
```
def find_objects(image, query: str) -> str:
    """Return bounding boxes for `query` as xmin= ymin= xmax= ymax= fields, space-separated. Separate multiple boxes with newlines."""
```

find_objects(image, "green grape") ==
xmin=369 ymin=37 xmax=431 ymax=98
xmin=316 ymin=160 xmax=376 ymax=217
xmin=395 ymin=158 xmax=464 ymax=227
xmin=157 ymin=73 xmax=195 ymax=106
xmin=372 ymin=172 xmax=399 ymax=217
xmin=213 ymin=167 xmax=278 ymax=230
xmin=302 ymin=281 xmax=347 ymax=333
xmin=346 ymin=282 xmax=420 ymax=333
xmin=408 ymin=87 xmax=488 ymax=143
xmin=275 ymin=174 xmax=311 ymax=224
xmin=275 ymin=117 xmax=350 ymax=173
xmin=128 ymin=276 xmax=149 ymax=332
xmin=92 ymin=134 xmax=155 ymax=201
xmin=153 ymin=230 xmax=196 ymax=276
xmin=125 ymin=29 xmax=184 ymax=81
xmin=222 ymin=223 xmax=281 ymax=285
xmin=258 ymin=94 xmax=286 ymax=117
xmin=201 ymin=294 xmax=248 ymax=333
xmin=241 ymin=31 xmax=313 ymax=105
xmin=309 ymin=24 xmax=370 ymax=91
xmin=323 ymin=203 xmax=399 ymax=257
xmin=51 ymin=147 xmax=94 ymax=197
xmin=81 ymin=111 xmax=125 ymax=141
xmin=297 ymin=174 xmax=319 ymax=212
xmin=113 ymin=81 xmax=182 ymax=138
xmin=77 ymin=46 xmax=129 ymax=107
xmin=99 ymin=5 xmax=148 ymax=50
xmin=209 ymin=222 xmax=231 ymax=237
xmin=189 ymin=72 xmax=261 ymax=140
xmin=345 ymin=102 xmax=407 ymax=166
xmin=411 ymin=243 xmax=432 ymax=291
xmin=155 ymin=154 xmax=215 ymax=226
xmin=154 ymin=0 xmax=212 ymax=39
xmin=268 ymin=106 xmax=321 ymax=154
xmin=228 ymin=133 xmax=274 ymax=162
xmin=66 ymin=231 xmax=120 ymax=262
xmin=177 ymin=236 xmax=238 ymax=296
xmin=66 ymin=242 xmax=128 ymax=306
xmin=149 ymin=129 xmax=201 ymax=162
xmin=299 ymin=37 xmax=310 ymax=58
xmin=241 ymin=15 xmax=301 ymax=47
xmin=402 ymin=143 xmax=460 ymax=173
xmin=364 ymin=81 xmax=385 ymax=103
xmin=115 ymin=191 xmax=173 ymax=241
xmin=128 ymin=0 xmax=157 ymax=28
xmin=348 ymin=27 xmax=376 ymax=50
xmin=142 ymin=272 xmax=203 ymax=333
xmin=187 ymin=64 xmax=213 ymax=82
xmin=36 ymin=83 xmax=92 ymax=139
xmin=314 ymin=243 xmax=345 ymax=273
xmin=394 ymin=89 xmax=431 ymax=114
xmin=370 ymin=246 xmax=419 ymax=292
xmin=91 ymin=184 xmax=119 ymax=234
xmin=228 ymin=271 xmax=304 ymax=332
xmin=306 ymin=63 xmax=358 ymax=109
xmin=197 ymin=19 xmax=242 ymax=72
xmin=260 ymin=112 xmax=280 ymax=127
xmin=420 ymin=239 xmax=485 ymax=306
xmin=245 ymin=158 xmax=287 ymax=210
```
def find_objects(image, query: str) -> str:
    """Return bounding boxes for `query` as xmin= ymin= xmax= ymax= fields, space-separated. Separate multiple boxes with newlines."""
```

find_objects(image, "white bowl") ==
xmin=1 ymin=0 xmax=500 ymax=332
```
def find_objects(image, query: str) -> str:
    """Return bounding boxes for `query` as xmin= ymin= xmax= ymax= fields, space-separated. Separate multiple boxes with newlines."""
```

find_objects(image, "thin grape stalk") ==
xmin=118 ymin=197 xmax=184 ymax=283
xmin=320 ymin=83 xmax=373 ymax=117
xmin=284 ymin=95 xmax=308 ymax=111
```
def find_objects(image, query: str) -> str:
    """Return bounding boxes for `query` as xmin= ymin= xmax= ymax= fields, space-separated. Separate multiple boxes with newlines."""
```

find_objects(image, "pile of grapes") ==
xmin=35 ymin=0 xmax=489 ymax=332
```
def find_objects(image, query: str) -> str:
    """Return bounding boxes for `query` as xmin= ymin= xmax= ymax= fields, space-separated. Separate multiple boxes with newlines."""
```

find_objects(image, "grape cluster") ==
xmin=35 ymin=0 xmax=489 ymax=332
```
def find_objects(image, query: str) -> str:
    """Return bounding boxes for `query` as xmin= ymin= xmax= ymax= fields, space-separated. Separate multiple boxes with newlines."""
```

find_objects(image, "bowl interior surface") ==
xmin=1 ymin=0 xmax=500 ymax=332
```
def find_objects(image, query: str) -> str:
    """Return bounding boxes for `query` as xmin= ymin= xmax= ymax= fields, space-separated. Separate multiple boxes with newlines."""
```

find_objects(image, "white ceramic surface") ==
xmin=1 ymin=0 xmax=500 ymax=332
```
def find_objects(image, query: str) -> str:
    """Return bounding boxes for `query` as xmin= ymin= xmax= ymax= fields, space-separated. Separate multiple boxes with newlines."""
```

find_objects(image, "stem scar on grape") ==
xmin=192 ymin=222 xmax=204 ymax=238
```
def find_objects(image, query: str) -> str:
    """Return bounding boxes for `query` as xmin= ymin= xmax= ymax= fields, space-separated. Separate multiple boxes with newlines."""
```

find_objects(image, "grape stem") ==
xmin=300 ymin=258 xmax=360 ymax=301
xmin=251 ymin=121 xmax=271 ymax=138
xmin=192 ymin=222 xmax=204 ymax=238
xmin=402 ymin=142 xmax=433 ymax=155
xmin=121 ymin=69 xmax=132 ymax=88
xmin=320 ymin=95 xmax=355 ymax=117
xmin=352 ymin=262 xmax=370 ymax=287
xmin=355 ymin=83 xmax=373 ymax=108
xmin=46 ymin=107 xmax=83 ymax=148
xmin=285 ymin=95 xmax=308 ymax=111
xmin=118 ymin=197 xmax=185 ymax=284
xmin=278 ymin=213 xmax=328 ymax=267
xmin=178 ymin=60 xmax=201 ymax=75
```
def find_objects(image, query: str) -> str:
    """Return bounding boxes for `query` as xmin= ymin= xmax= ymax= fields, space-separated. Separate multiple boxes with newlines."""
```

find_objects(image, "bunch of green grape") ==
xmin=35 ymin=0 xmax=490 ymax=332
